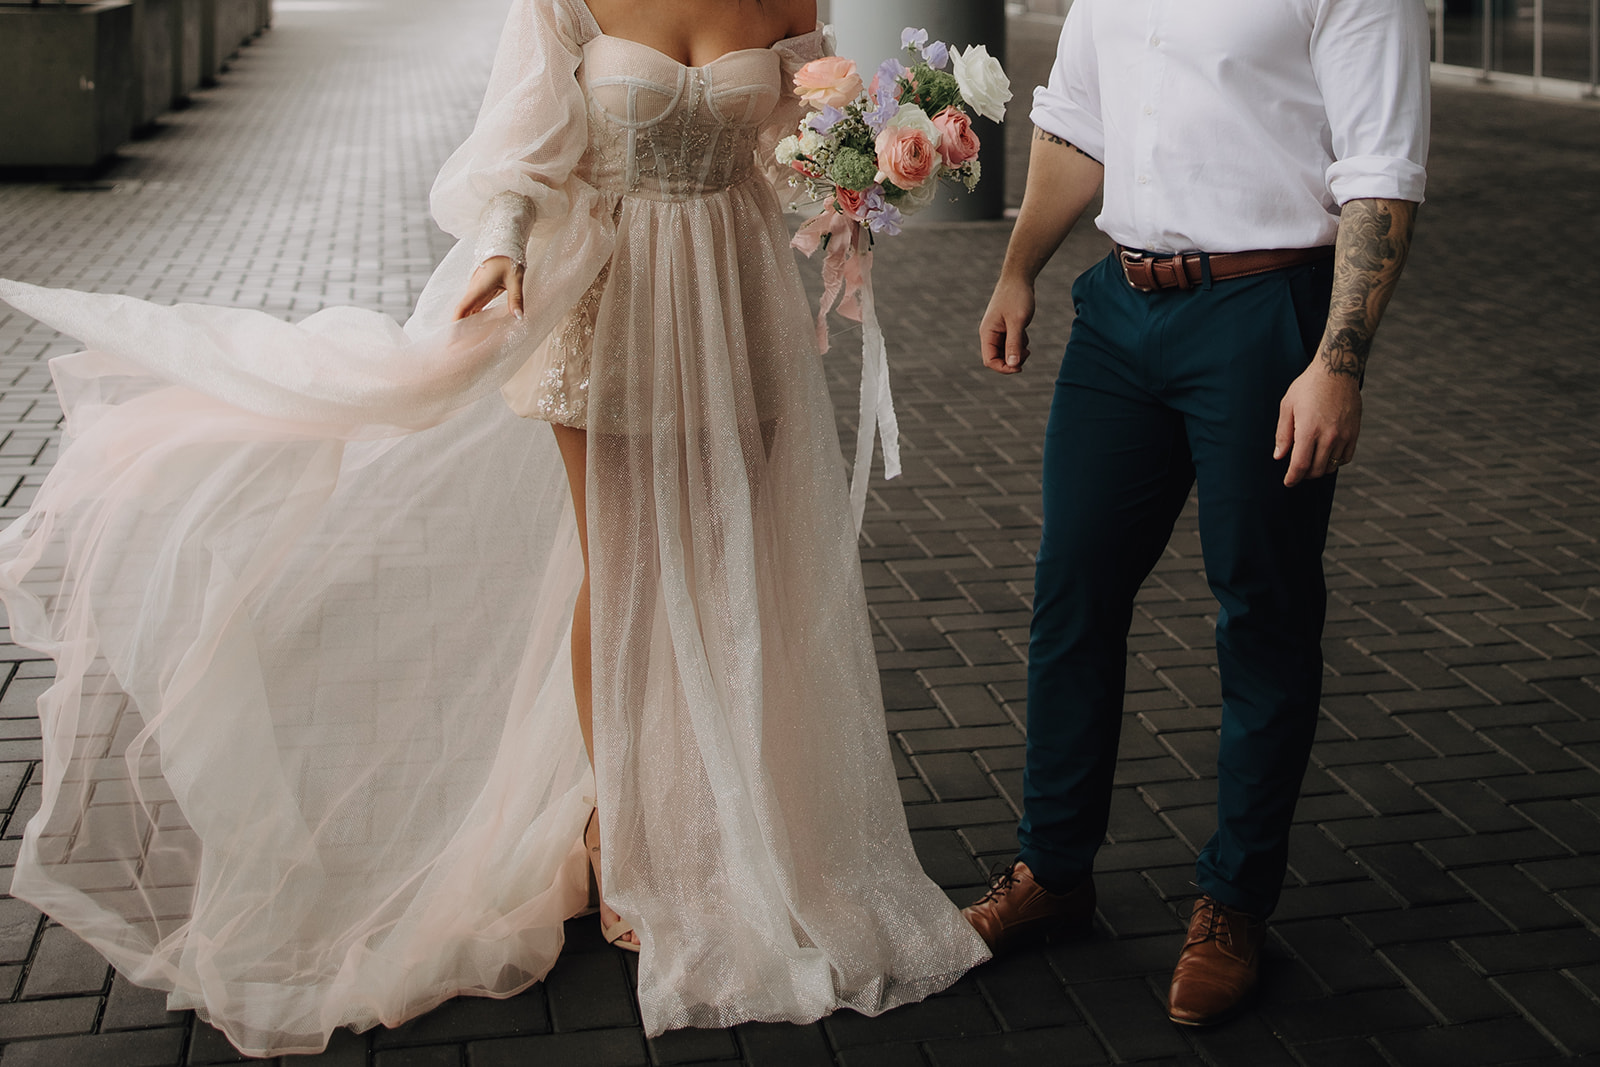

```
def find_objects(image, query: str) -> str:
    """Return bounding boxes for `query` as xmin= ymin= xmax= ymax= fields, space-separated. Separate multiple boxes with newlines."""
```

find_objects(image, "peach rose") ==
xmin=874 ymin=125 xmax=939 ymax=190
xmin=794 ymin=57 xmax=864 ymax=109
xmin=932 ymin=107 xmax=981 ymax=167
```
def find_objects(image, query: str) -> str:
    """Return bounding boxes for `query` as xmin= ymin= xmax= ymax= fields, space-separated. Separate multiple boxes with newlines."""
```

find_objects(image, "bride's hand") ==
xmin=453 ymin=257 xmax=525 ymax=321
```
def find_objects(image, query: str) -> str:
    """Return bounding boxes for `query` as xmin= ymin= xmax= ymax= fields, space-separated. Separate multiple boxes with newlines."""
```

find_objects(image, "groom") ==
xmin=965 ymin=0 xmax=1430 ymax=1026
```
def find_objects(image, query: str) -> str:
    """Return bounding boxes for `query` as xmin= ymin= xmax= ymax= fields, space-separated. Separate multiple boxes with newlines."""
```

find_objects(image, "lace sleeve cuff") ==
xmin=474 ymin=191 xmax=538 ymax=267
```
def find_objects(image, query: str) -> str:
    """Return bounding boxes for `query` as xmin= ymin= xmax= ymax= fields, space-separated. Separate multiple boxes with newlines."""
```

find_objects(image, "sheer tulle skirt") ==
xmin=0 ymin=175 xmax=986 ymax=1056
xmin=586 ymin=179 xmax=987 ymax=1031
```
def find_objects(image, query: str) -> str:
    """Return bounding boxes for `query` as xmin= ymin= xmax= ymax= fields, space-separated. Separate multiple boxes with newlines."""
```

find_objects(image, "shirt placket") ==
xmin=1133 ymin=0 xmax=1166 ymax=251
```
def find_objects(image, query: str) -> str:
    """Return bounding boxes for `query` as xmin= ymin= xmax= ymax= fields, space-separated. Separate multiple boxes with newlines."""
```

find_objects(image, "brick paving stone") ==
xmin=1491 ymin=971 xmax=1600 ymax=1057
xmin=374 ymin=1048 xmax=464 ymax=1067
xmin=1273 ymin=920 xmax=1403 ymax=994
xmin=0 ymin=1027 xmax=186 ymax=1067
xmin=18 ymin=926 xmax=109 ymax=998
xmin=467 ymin=1028 xmax=648 ymax=1067
xmin=1348 ymin=901 xmax=1510 ymax=946
xmin=823 ymin=994 xmax=998 ymax=1049
xmin=1456 ymin=929 xmax=1600 ymax=975
xmin=1349 ymin=843 xmax=1469 ymax=907
xmin=1374 ymin=1018 xmax=1565 ymax=1066
xmin=0 ymin=997 xmax=100 ymax=1041
xmin=1378 ymin=940 xmax=1518 ymax=1026
xmin=921 ymin=1027 xmax=1108 ymax=1067
xmin=734 ymin=1022 xmax=833 ymax=1067
xmin=1288 ymin=1037 xmax=1392 ymax=1067
xmin=1068 ymin=978 xmax=1190 ymax=1062
xmin=1453 ymin=865 xmax=1588 ymax=931
xmin=1262 ymin=987 xmax=1435 ymax=1045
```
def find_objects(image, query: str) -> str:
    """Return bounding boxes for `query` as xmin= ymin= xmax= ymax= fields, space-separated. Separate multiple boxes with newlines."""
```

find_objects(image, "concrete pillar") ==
xmin=833 ymin=0 xmax=1007 ymax=222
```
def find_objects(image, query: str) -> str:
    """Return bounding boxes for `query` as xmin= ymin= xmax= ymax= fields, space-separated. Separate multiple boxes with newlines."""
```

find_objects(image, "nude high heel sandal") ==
xmin=584 ymin=806 xmax=640 ymax=953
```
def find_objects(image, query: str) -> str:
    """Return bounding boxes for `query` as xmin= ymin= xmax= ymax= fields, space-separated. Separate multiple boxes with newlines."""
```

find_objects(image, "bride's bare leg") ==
xmin=551 ymin=423 xmax=639 ymax=948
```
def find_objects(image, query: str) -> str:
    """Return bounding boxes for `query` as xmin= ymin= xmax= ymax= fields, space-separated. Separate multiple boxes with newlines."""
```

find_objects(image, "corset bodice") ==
xmin=577 ymin=36 xmax=782 ymax=200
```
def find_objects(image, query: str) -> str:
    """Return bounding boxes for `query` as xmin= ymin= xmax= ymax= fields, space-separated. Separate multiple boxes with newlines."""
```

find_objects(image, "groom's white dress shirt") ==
xmin=1031 ymin=0 xmax=1432 ymax=255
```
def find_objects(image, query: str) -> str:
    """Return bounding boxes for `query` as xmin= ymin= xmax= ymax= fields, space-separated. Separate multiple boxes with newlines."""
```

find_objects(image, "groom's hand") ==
xmin=981 ymin=276 xmax=1035 ymax=375
xmin=1275 ymin=366 xmax=1362 ymax=487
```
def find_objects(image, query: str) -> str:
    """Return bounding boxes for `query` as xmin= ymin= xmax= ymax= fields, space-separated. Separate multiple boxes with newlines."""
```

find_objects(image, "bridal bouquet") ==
xmin=780 ymin=29 xmax=1011 ymax=529
xmin=779 ymin=28 xmax=1010 ymax=236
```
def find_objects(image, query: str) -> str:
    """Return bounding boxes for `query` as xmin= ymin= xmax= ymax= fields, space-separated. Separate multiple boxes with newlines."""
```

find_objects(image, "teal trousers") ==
xmin=1018 ymin=250 xmax=1337 ymax=918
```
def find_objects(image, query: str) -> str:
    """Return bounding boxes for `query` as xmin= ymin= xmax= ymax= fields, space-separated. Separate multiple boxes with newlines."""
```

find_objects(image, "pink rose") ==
xmin=874 ymin=125 xmax=939 ymax=190
xmin=932 ymin=107 xmax=981 ymax=167
xmin=794 ymin=57 xmax=864 ymax=109
xmin=835 ymin=186 xmax=869 ymax=221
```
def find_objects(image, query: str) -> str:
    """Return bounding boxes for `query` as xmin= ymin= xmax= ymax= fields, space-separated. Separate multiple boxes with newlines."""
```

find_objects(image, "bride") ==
xmin=0 ymin=0 xmax=989 ymax=1055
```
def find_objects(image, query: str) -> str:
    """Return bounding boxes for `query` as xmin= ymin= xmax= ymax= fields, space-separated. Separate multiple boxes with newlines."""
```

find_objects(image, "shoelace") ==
xmin=974 ymin=861 xmax=1020 ymax=906
xmin=1191 ymin=898 xmax=1229 ymax=945
xmin=1188 ymin=896 xmax=1260 ymax=956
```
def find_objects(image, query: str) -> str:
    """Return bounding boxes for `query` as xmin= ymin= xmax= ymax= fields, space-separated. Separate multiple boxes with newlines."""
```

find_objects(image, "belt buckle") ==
xmin=1118 ymin=248 xmax=1157 ymax=292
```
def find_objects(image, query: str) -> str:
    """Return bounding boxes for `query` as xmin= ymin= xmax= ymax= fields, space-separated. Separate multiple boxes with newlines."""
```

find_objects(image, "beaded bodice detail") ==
xmin=577 ymin=36 xmax=783 ymax=200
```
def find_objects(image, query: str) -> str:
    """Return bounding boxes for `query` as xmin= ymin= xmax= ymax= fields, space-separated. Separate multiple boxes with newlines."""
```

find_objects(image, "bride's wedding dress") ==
xmin=0 ymin=0 xmax=987 ymax=1055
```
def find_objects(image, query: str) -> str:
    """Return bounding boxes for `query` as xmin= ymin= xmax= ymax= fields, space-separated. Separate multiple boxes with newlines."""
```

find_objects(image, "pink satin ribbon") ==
xmin=792 ymin=205 xmax=865 ymax=354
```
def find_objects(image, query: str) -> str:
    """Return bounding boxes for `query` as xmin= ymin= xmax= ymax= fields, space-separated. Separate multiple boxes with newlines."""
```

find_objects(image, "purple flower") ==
xmin=901 ymin=27 xmax=928 ymax=52
xmin=923 ymin=41 xmax=950 ymax=70
xmin=866 ymin=59 xmax=906 ymax=132
xmin=861 ymin=187 xmax=904 ymax=236
xmin=807 ymin=106 xmax=846 ymax=135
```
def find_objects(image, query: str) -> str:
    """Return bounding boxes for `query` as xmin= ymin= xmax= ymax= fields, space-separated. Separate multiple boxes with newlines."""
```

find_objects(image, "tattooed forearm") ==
xmin=1319 ymin=198 xmax=1418 ymax=382
xmin=1033 ymin=126 xmax=1099 ymax=163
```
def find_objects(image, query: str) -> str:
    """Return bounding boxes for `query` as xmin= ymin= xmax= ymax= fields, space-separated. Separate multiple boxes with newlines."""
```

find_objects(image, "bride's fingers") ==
xmin=507 ymin=267 xmax=526 ymax=320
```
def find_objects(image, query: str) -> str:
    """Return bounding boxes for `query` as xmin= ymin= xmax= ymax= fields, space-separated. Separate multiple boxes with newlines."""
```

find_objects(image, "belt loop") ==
xmin=1200 ymin=251 xmax=1213 ymax=291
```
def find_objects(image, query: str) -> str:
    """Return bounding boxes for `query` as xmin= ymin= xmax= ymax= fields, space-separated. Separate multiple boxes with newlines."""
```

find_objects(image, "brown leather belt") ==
xmin=1116 ymin=245 xmax=1334 ymax=293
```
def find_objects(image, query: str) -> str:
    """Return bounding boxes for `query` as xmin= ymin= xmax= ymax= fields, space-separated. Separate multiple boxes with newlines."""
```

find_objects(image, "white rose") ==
xmin=885 ymin=102 xmax=943 ymax=145
xmin=952 ymin=45 xmax=1012 ymax=124
xmin=798 ymin=129 xmax=826 ymax=157
xmin=775 ymin=135 xmax=803 ymax=166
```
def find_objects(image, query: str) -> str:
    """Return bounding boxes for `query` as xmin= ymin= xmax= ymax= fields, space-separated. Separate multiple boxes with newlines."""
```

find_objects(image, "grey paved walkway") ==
xmin=1 ymin=3 xmax=1599 ymax=1064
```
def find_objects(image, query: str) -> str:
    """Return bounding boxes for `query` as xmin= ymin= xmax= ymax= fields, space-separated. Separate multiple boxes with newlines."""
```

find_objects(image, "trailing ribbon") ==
xmin=793 ymin=207 xmax=901 ymax=532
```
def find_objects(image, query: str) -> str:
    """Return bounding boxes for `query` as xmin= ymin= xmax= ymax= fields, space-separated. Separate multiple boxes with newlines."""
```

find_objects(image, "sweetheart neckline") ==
xmin=591 ymin=32 xmax=779 ymax=72
xmin=573 ymin=0 xmax=816 ymax=71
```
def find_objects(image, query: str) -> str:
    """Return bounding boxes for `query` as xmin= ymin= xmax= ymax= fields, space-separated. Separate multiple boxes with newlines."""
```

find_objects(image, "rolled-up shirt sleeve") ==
xmin=1030 ymin=0 xmax=1104 ymax=163
xmin=1314 ymin=0 xmax=1431 ymax=205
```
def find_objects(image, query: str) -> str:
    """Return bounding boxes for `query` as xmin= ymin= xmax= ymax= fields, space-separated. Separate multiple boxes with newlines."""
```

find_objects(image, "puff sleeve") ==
xmin=760 ymin=26 xmax=830 ymax=210
xmin=430 ymin=0 xmax=591 ymax=260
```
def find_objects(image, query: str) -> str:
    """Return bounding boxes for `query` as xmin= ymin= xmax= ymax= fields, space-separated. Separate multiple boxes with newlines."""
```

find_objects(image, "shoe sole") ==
xmin=1166 ymin=991 xmax=1253 ymax=1028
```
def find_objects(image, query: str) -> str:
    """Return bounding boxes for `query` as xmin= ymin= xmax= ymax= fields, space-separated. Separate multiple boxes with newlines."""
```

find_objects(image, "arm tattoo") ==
xmin=1319 ymin=198 xmax=1418 ymax=382
xmin=1033 ymin=126 xmax=1099 ymax=163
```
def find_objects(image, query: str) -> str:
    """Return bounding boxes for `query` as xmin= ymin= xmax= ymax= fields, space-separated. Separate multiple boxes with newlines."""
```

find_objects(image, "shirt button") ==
xmin=1150 ymin=35 xmax=1161 ymax=46
xmin=1143 ymin=104 xmax=1154 ymax=115
xmin=1137 ymin=175 xmax=1149 ymax=184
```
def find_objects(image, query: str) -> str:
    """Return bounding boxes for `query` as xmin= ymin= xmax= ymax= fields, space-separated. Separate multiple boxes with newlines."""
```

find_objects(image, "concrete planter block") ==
xmin=198 ymin=0 xmax=219 ymax=84
xmin=209 ymin=0 xmax=256 ymax=74
xmin=134 ymin=0 xmax=177 ymax=125
xmin=0 ymin=1 xmax=137 ymax=170
xmin=173 ymin=0 xmax=202 ymax=98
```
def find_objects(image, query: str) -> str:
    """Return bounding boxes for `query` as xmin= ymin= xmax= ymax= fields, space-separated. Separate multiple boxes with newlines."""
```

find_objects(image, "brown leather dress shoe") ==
xmin=960 ymin=860 xmax=1095 ymax=956
xmin=1166 ymin=895 xmax=1267 ymax=1026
